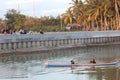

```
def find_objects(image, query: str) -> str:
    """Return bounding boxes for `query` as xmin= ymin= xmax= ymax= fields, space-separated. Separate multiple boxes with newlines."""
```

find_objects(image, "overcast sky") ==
xmin=0 ymin=0 xmax=71 ymax=19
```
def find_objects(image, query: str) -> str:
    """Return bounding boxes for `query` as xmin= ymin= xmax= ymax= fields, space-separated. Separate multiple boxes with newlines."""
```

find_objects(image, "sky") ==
xmin=0 ymin=0 xmax=72 ymax=19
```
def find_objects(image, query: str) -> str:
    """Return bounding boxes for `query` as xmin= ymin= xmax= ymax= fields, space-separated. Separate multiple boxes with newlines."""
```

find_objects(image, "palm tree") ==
xmin=113 ymin=0 xmax=120 ymax=29
xmin=63 ymin=8 xmax=74 ymax=25
xmin=70 ymin=0 xmax=84 ymax=23
xmin=65 ymin=0 xmax=120 ymax=31
xmin=102 ymin=0 xmax=120 ymax=30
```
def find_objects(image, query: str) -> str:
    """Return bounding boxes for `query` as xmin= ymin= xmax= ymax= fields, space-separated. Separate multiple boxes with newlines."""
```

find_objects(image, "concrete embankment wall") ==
xmin=0 ymin=31 xmax=120 ymax=53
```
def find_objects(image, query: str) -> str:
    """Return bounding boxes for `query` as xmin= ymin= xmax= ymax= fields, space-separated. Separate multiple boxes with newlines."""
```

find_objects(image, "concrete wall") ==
xmin=0 ymin=31 xmax=120 ymax=52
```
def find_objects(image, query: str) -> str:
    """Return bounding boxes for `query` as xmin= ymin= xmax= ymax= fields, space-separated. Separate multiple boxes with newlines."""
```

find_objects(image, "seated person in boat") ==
xmin=89 ymin=59 xmax=96 ymax=64
xmin=71 ymin=60 xmax=75 ymax=64
xmin=70 ymin=60 xmax=75 ymax=70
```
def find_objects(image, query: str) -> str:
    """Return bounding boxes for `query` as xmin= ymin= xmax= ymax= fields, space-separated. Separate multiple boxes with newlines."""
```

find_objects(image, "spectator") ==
xmin=39 ymin=29 xmax=44 ymax=34
xmin=19 ymin=29 xmax=23 ymax=34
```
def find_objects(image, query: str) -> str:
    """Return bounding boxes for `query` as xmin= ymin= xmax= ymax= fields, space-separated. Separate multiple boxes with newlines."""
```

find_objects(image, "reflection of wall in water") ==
xmin=0 ymin=45 xmax=120 ymax=63
xmin=87 ymin=68 xmax=120 ymax=80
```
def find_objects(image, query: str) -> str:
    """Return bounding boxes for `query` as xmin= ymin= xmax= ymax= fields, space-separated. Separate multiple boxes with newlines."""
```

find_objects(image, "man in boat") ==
xmin=71 ymin=60 xmax=75 ymax=68
xmin=89 ymin=58 xmax=96 ymax=64
xmin=88 ymin=59 xmax=96 ymax=70
xmin=71 ymin=60 xmax=75 ymax=64
xmin=70 ymin=60 xmax=75 ymax=72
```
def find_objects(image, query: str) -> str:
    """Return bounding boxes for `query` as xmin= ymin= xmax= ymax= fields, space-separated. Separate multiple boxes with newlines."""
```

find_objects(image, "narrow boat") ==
xmin=45 ymin=60 xmax=119 ymax=67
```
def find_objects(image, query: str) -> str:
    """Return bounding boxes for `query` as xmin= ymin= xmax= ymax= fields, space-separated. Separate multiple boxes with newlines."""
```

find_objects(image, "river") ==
xmin=0 ymin=45 xmax=120 ymax=80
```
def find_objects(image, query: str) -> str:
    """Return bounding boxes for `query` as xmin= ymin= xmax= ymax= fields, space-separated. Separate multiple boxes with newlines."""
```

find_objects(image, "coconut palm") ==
xmin=70 ymin=0 xmax=85 ymax=23
xmin=113 ymin=0 xmax=120 ymax=29
xmin=65 ymin=0 xmax=120 ymax=31
xmin=102 ymin=0 xmax=120 ymax=30
xmin=63 ymin=8 xmax=74 ymax=25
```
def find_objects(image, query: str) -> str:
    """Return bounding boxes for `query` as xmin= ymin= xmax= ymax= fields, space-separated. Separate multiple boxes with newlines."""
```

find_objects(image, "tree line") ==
xmin=63 ymin=0 xmax=120 ymax=31
xmin=0 ymin=9 xmax=63 ymax=32
xmin=0 ymin=0 xmax=120 ymax=32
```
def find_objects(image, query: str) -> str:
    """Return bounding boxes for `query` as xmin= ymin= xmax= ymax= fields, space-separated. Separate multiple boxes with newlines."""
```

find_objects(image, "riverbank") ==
xmin=0 ymin=31 xmax=120 ymax=54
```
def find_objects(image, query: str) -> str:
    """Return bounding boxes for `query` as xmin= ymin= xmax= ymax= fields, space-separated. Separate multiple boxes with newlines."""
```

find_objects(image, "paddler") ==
xmin=89 ymin=58 xmax=96 ymax=64
xmin=71 ymin=60 xmax=75 ymax=64
xmin=70 ymin=60 xmax=75 ymax=73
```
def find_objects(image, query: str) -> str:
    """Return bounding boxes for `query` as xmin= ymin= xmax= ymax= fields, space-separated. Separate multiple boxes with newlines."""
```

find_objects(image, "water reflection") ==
xmin=0 ymin=45 xmax=120 ymax=63
xmin=0 ymin=45 xmax=120 ymax=80
xmin=73 ymin=67 xmax=120 ymax=80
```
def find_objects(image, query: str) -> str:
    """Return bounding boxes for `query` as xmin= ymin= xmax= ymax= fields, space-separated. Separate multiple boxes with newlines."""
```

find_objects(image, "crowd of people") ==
xmin=19 ymin=29 xmax=27 ymax=34
xmin=0 ymin=28 xmax=44 ymax=35
xmin=0 ymin=28 xmax=15 ymax=34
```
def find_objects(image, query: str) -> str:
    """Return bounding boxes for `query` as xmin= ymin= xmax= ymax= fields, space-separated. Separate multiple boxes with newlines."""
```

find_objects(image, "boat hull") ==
xmin=45 ymin=61 xmax=119 ymax=67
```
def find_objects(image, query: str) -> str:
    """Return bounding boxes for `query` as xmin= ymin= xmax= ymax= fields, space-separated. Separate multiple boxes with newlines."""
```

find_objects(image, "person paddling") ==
xmin=89 ymin=59 xmax=96 ymax=70
xmin=70 ymin=60 xmax=75 ymax=72
xmin=89 ymin=59 xmax=96 ymax=64
xmin=71 ymin=60 xmax=75 ymax=64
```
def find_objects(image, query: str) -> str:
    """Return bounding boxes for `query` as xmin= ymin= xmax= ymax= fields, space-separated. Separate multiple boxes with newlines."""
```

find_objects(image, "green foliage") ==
xmin=5 ymin=9 xmax=26 ymax=30
xmin=30 ymin=25 xmax=62 ymax=32
xmin=3 ymin=9 xmax=64 ymax=32
xmin=1 ymin=0 xmax=120 ymax=32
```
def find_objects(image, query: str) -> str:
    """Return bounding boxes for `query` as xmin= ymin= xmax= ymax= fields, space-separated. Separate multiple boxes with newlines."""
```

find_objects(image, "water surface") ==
xmin=0 ymin=45 xmax=120 ymax=80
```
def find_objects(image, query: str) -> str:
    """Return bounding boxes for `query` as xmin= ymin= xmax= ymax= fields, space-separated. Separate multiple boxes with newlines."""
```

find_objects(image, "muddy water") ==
xmin=0 ymin=45 xmax=120 ymax=80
